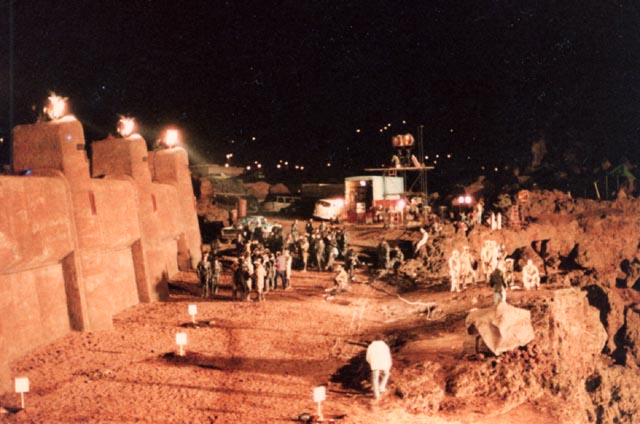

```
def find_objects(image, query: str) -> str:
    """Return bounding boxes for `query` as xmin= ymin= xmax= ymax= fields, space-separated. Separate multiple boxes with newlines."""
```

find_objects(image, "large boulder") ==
xmin=465 ymin=302 xmax=535 ymax=355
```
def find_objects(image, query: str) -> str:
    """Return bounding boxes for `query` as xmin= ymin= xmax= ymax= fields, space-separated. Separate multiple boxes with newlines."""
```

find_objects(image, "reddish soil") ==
xmin=0 ymin=248 xmax=560 ymax=423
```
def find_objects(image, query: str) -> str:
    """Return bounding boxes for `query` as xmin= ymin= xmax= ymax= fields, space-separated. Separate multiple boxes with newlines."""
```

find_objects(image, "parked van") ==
xmin=313 ymin=197 xmax=345 ymax=221
xmin=261 ymin=195 xmax=301 ymax=213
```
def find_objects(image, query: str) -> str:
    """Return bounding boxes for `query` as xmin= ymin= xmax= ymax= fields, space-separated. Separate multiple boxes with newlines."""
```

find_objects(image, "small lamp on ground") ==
xmin=313 ymin=386 xmax=326 ymax=421
xmin=14 ymin=377 xmax=29 ymax=409
xmin=188 ymin=304 xmax=197 ymax=324
xmin=176 ymin=332 xmax=187 ymax=356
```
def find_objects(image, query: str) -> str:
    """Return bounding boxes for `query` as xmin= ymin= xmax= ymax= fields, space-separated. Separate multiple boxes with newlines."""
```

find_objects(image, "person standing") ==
xmin=274 ymin=251 xmax=287 ymax=289
xmin=315 ymin=236 xmax=326 ymax=272
xmin=284 ymin=250 xmax=293 ymax=289
xmin=232 ymin=260 xmax=249 ymax=301
xmin=448 ymin=249 xmax=461 ymax=292
xmin=490 ymin=262 xmax=507 ymax=304
xmin=305 ymin=219 xmax=314 ymax=237
xmin=210 ymin=254 xmax=221 ymax=296
xmin=344 ymin=248 xmax=361 ymax=282
xmin=414 ymin=227 xmax=429 ymax=257
xmin=366 ymin=338 xmax=392 ymax=400
xmin=299 ymin=236 xmax=310 ymax=272
xmin=254 ymin=260 xmax=266 ymax=301
xmin=522 ymin=259 xmax=540 ymax=290
xmin=377 ymin=239 xmax=390 ymax=270
xmin=196 ymin=257 xmax=212 ymax=298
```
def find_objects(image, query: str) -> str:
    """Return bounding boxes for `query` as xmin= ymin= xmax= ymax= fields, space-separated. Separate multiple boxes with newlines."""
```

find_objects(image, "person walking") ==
xmin=366 ymin=338 xmax=392 ymax=400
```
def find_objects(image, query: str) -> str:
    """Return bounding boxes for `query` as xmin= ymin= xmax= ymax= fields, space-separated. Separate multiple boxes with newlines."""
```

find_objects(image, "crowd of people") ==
xmin=193 ymin=211 xmax=548 ymax=402
xmin=448 ymin=239 xmax=541 ymax=304
xmin=197 ymin=219 xmax=366 ymax=302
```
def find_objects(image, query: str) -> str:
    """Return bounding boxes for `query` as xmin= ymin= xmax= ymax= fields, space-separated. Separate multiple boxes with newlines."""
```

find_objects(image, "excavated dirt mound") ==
xmin=3 ymin=193 xmax=640 ymax=423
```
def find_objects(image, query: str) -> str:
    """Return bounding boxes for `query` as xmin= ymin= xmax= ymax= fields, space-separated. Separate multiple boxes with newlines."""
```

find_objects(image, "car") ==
xmin=261 ymin=195 xmax=301 ymax=213
xmin=221 ymin=215 xmax=282 ymax=242
xmin=313 ymin=197 xmax=345 ymax=221
xmin=280 ymin=198 xmax=317 ymax=217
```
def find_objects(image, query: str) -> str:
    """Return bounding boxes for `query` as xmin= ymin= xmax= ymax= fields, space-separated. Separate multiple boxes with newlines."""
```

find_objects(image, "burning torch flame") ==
xmin=164 ymin=128 xmax=180 ymax=148
xmin=117 ymin=116 xmax=136 ymax=138
xmin=44 ymin=93 xmax=68 ymax=121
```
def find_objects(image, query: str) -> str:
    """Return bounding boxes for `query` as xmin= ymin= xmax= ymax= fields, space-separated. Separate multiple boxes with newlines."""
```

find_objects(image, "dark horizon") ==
xmin=2 ymin=1 xmax=640 ymax=176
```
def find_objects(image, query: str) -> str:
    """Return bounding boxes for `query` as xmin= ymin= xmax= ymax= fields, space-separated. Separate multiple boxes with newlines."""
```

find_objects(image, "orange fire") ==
xmin=44 ymin=93 xmax=67 ymax=120
xmin=117 ymin=116 xmax=136 ymax=137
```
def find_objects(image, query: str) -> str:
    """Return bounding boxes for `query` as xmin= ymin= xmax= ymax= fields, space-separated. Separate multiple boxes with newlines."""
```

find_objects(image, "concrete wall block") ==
xmin=0 ymin=266 xmax=71 ymax=364
xmin=0 ymin=176 xmax=74 ymax=272
xmin=71 ymin=181 xmax=141 ymax=249
xmin=13 ymin=119 xmax=89 ymax=182
xmin=92 ymin=137 xmax=152 ymax=185
xmin=81 ymin=247 xmax=139 ymax=330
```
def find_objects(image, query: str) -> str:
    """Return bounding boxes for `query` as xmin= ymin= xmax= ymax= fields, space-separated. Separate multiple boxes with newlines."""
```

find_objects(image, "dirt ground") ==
xmin=0 ymin=220 xmax=580 ymax=423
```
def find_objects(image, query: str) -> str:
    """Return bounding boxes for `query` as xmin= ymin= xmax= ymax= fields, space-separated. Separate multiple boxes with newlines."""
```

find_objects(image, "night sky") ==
xmin=1 ymin=1 xmax=640 ymax=179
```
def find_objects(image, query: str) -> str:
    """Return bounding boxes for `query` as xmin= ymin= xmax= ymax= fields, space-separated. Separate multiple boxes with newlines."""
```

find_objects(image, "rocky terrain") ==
xmin=1 ymin=191 xmax=639 ymax=423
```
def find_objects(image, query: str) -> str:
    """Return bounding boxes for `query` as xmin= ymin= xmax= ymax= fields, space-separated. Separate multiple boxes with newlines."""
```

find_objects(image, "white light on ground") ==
xmin=359 ymin=180 xmax=366 ymax=187
xmin=188 ymin=304 xmax=197 ymax=324
xmin=176 ymin=332 xmax=187 ymax=356
xmin=464 ymin=195 xmax=472 ymax=204
xmin=356 ymin=129 xmax=361 ymax=133
xmin=15 ymin=377 xmax=29 ymax=409
xmin=313 ymin=386 xmax=326 ymax=421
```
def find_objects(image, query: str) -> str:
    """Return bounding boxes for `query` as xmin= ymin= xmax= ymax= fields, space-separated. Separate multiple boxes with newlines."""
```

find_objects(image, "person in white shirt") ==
xmin=522 ymin=259 xmax=541 ymax=290
xmin=366 ymin=338 xmax=392 ymax=399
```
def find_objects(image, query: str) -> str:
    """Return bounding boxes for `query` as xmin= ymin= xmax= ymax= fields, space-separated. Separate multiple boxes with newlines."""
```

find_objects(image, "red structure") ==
xmin=0 ymin=118 xmax=201 ymax=390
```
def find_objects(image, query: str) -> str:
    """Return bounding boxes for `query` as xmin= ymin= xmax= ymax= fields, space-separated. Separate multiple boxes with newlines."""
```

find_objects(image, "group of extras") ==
xmin=196 ymin=219 xmax=364 ymax=302
xmin=448 ymin=239 xmax=541 ymax=304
